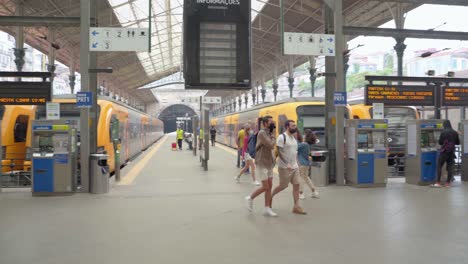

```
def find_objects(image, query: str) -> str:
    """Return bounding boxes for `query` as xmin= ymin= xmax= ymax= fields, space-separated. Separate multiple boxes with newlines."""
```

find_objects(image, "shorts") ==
xmin=244 ymin=153 xmax=253 ymax=161
xmin=278 ymin=167 xmax=300 ymax=188
xmin=256 ymin=166 xmax=273 ymax=181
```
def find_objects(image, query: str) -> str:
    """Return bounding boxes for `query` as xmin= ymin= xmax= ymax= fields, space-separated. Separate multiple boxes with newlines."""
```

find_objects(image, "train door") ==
xmin=110 ymin=115 xmax=120 ymax=171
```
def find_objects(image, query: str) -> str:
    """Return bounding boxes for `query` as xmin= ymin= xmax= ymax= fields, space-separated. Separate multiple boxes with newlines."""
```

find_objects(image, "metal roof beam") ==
xmin=343 ymin=26 xmax=468 ymax=40
xmin=0 ymin=16 xmax=86 ymax=27
xmin=370 ymin=0 xmax=468 ymax=6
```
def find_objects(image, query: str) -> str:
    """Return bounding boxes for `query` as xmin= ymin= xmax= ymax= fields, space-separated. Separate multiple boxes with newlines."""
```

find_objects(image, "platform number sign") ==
xmin=334 ymin=92 xmax=347 ymax=106
xmin=76 ymin=92 xmax=93 ymax=108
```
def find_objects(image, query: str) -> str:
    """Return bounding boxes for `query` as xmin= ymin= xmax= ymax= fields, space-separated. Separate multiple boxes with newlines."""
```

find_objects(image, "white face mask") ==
xmin=249 ymin=130 xmax=254 ymax=135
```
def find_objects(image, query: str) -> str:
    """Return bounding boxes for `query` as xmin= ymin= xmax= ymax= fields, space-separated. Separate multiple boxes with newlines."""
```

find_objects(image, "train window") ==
xmin=0 ymin=106 xmax=4 ymax=119
xmin=14 ymin=115 xmax=29 ymax=143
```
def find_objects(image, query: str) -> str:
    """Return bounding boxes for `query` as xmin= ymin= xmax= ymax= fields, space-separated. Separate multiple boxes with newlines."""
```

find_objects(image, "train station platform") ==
xmin=1 ymin=133 xmax=468 ymax=264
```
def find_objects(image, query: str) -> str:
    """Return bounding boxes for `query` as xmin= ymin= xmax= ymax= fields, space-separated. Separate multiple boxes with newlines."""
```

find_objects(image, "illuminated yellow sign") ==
xmin=0 ymin=97 xmax=47 ymax=105
xmin=443 ymin=87 xmax=468 ymax=106
xmin=366 ymin=85 xmax=435 ymax=106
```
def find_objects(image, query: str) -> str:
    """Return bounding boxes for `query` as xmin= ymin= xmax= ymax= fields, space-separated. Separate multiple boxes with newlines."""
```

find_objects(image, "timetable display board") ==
xmin=0 ymin=81 xmax=51 ymax=105
xmin=365 ymin=85 xmax=435 ymax=106
xmin=442 ymin=87 xmax=468 ymax=106
xmin=183 ymin=0 xmax=251 ymax=90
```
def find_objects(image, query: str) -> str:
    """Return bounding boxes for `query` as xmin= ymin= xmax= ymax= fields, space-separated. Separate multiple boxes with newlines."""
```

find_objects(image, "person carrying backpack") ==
xmin=245 ymin=116 xmax=277 ymax=217
xmin=433 ymin=120 xmax=460 ymax=188
xmin=235 ymin=125 xmax=259 ymax=185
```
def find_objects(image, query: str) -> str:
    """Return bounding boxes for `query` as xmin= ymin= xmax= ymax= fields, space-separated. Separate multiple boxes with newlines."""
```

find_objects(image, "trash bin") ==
xmin=310 ymin=150 xmax=328 ymax=187
xmin=90 ymin=154 xmax=110 ymax=194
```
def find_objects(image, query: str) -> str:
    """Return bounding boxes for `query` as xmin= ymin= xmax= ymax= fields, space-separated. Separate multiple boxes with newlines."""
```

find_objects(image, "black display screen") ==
xmin=0 ymin=82 xmax=51 ymax=105
xmin=442 ymin=87 xmax=468 ymax=106
xmin=365 ymin=85 xmax=435 ymax=106
xmin=183 ymin=0 xmax=251 ymax=89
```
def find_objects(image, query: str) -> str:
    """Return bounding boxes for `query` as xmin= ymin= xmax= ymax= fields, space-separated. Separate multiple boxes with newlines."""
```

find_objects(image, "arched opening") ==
xmin=158 ymin=104 xmax=198 ymax=133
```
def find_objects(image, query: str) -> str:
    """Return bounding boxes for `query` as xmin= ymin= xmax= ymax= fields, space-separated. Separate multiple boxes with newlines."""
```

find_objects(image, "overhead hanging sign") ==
xmin=283 ymin=32 xmax=335 ymax=56
xmin=442 ymin=87 xmax=468 ymax=106
xmin=183 ymin=0 xmax=251 ymax=90
xmin=89 ymin=27 xmax=149 ymax=52
xmin=365 ymin=85 xmax=435 ymax=106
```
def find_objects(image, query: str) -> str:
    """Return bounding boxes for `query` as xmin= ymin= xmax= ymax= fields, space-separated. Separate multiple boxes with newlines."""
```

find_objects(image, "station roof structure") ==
xmin=2 ymin=0 xmax=460 ymax=104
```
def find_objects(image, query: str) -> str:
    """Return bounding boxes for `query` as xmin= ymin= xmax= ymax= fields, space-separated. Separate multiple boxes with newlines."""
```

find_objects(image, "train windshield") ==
xmin=0 ymin=106 xmax=4 ymax=120
xmin=296 ymin=105 xmax=325 ymax=147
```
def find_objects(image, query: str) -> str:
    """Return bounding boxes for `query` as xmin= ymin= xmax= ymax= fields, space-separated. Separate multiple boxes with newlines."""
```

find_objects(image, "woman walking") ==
xmin=297 ymin=130 xmax=320 ymax=199
xmin=235 ymin=125 xmax=260 ymax=186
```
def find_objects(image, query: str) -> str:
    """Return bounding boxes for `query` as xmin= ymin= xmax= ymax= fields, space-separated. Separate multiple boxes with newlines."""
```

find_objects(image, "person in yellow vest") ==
xmin=176 ymin=127 xmax=184 ymax=150
xmin=199 ymin=127 xmax=204 ymax=150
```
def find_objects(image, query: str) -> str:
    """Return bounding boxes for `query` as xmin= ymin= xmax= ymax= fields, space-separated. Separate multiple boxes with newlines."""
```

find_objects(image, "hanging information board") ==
xmin=183 ymin=0 xmax=251 ymax=90
xmin=365 ymin=85 xmax=435 ymax=106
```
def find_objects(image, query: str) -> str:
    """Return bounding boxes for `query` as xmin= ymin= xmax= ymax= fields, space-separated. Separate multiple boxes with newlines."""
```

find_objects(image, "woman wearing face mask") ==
xmin=297 ymin=130 xmax=320 ymax=199
xmin=235 ymin=125 xmax=260 ymax=185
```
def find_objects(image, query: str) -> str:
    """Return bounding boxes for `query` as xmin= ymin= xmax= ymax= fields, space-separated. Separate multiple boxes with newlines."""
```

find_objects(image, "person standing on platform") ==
xmin=270 ymin=120 xmax=306 ymax=215
xmin=199 ymin=127 xmax=204 ymax=150
xmin=245 ymin=116 xmax=277 ymax=217
xmin=210 ymin=126 xmax=217 ymax=147
xmin=236 ymin=125 xmax=245 ymax=168
xmin=297 ymin=130 xmax=320 ymax=199
xmin=235 ymin=125 xmax=260 ymax=185
xmin=433 ymin=120 xmax=460 ymax=188
xmin=176 ymin=127 xmax=184 ymax=150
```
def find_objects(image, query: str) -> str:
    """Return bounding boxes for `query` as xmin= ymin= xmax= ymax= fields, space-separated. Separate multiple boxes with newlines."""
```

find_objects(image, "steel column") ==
xmin=324 ymin=4 xmax=337 ymax=183
xmin=334 ymin=0 xmax=345 ymax=186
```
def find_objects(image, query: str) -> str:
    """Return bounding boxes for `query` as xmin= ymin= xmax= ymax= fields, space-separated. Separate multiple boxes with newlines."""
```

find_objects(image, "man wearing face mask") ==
xmin=245 ymin=116 xmax=277 ymax=217
xmin=270 ymin=120 xmax=306 ymax=215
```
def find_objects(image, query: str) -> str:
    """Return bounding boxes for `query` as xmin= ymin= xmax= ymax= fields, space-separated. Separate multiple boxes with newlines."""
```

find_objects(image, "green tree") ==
xmin=384 ymin=53 xmax=394 ymax=70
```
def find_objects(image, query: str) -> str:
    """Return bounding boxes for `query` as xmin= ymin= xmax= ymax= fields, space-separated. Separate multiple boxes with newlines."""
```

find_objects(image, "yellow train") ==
xmin=210 ymin=98 xmax=352 ymax=149
xmin=33 ymin=96 xmax=164 ymax=173
xmin=1 ymin=105 xmax=36 ymax=173
xmin=211 ymin=98 xmax=418 ymax=173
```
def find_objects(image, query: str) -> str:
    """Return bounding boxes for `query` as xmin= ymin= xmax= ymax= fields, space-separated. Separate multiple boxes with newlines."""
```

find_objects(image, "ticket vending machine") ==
xmin=460 ymin=120 xmax=468 ymax=182
xmin=405 ymin=120 xmax=443 ymax=185
xmin=31 ymin=120 xmax=77 ymax=195
xmin=345 ymin=119 xmax=388 ymax=187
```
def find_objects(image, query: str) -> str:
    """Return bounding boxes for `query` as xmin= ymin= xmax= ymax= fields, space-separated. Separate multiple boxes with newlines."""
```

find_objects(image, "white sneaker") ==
xmin=245 ymin=196 xmax=253 ymax=212
xmin=235 ymin=176 xmax=240 ymax=183
xmin=263 ymin=207 xmax=278 ymax=217
xmin=311 ymin=191 xmax=320 ymax=198
xmin=299 ymin=193 xmax=306 ymax=200
xmin=254 ymin=180 xmax=261 ymax=186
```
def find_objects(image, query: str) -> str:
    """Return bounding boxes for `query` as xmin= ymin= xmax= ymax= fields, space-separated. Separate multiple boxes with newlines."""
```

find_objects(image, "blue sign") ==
xmin=76 ymin=92 xmax=92 ymax=108
xmin=54 ymin=154 xmax=69 ymax=164
xmin=334 ymin=92 xmax=347 ymax=106
xmin=33 ymin=125 xmax=52 ymax=131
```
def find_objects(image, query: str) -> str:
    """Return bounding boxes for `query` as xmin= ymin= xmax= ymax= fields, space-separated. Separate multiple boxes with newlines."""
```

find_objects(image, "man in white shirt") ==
xmin=270 ymin=120 xmax=306 ymax=215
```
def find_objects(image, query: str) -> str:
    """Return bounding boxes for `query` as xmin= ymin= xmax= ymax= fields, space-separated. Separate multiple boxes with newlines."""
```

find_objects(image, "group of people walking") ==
xmin=236 ymin=116 xmax=320 ymax=217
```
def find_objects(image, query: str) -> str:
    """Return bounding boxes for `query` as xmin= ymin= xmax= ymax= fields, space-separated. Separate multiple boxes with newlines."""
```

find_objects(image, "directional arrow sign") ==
xmin=283 ymin=32 xmax=335 ymax=56
xmin=89 ymin=27 xmax=149 ymax=52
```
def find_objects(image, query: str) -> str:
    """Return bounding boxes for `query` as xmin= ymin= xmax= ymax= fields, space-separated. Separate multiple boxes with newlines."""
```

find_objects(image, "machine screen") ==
xmin=358 ymin=133 xmax=369 ymax=149
xmin=421 ymin=131 xmax=437 ymax=150
xmin=37 ymin=135 xmax=54 ymax=153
